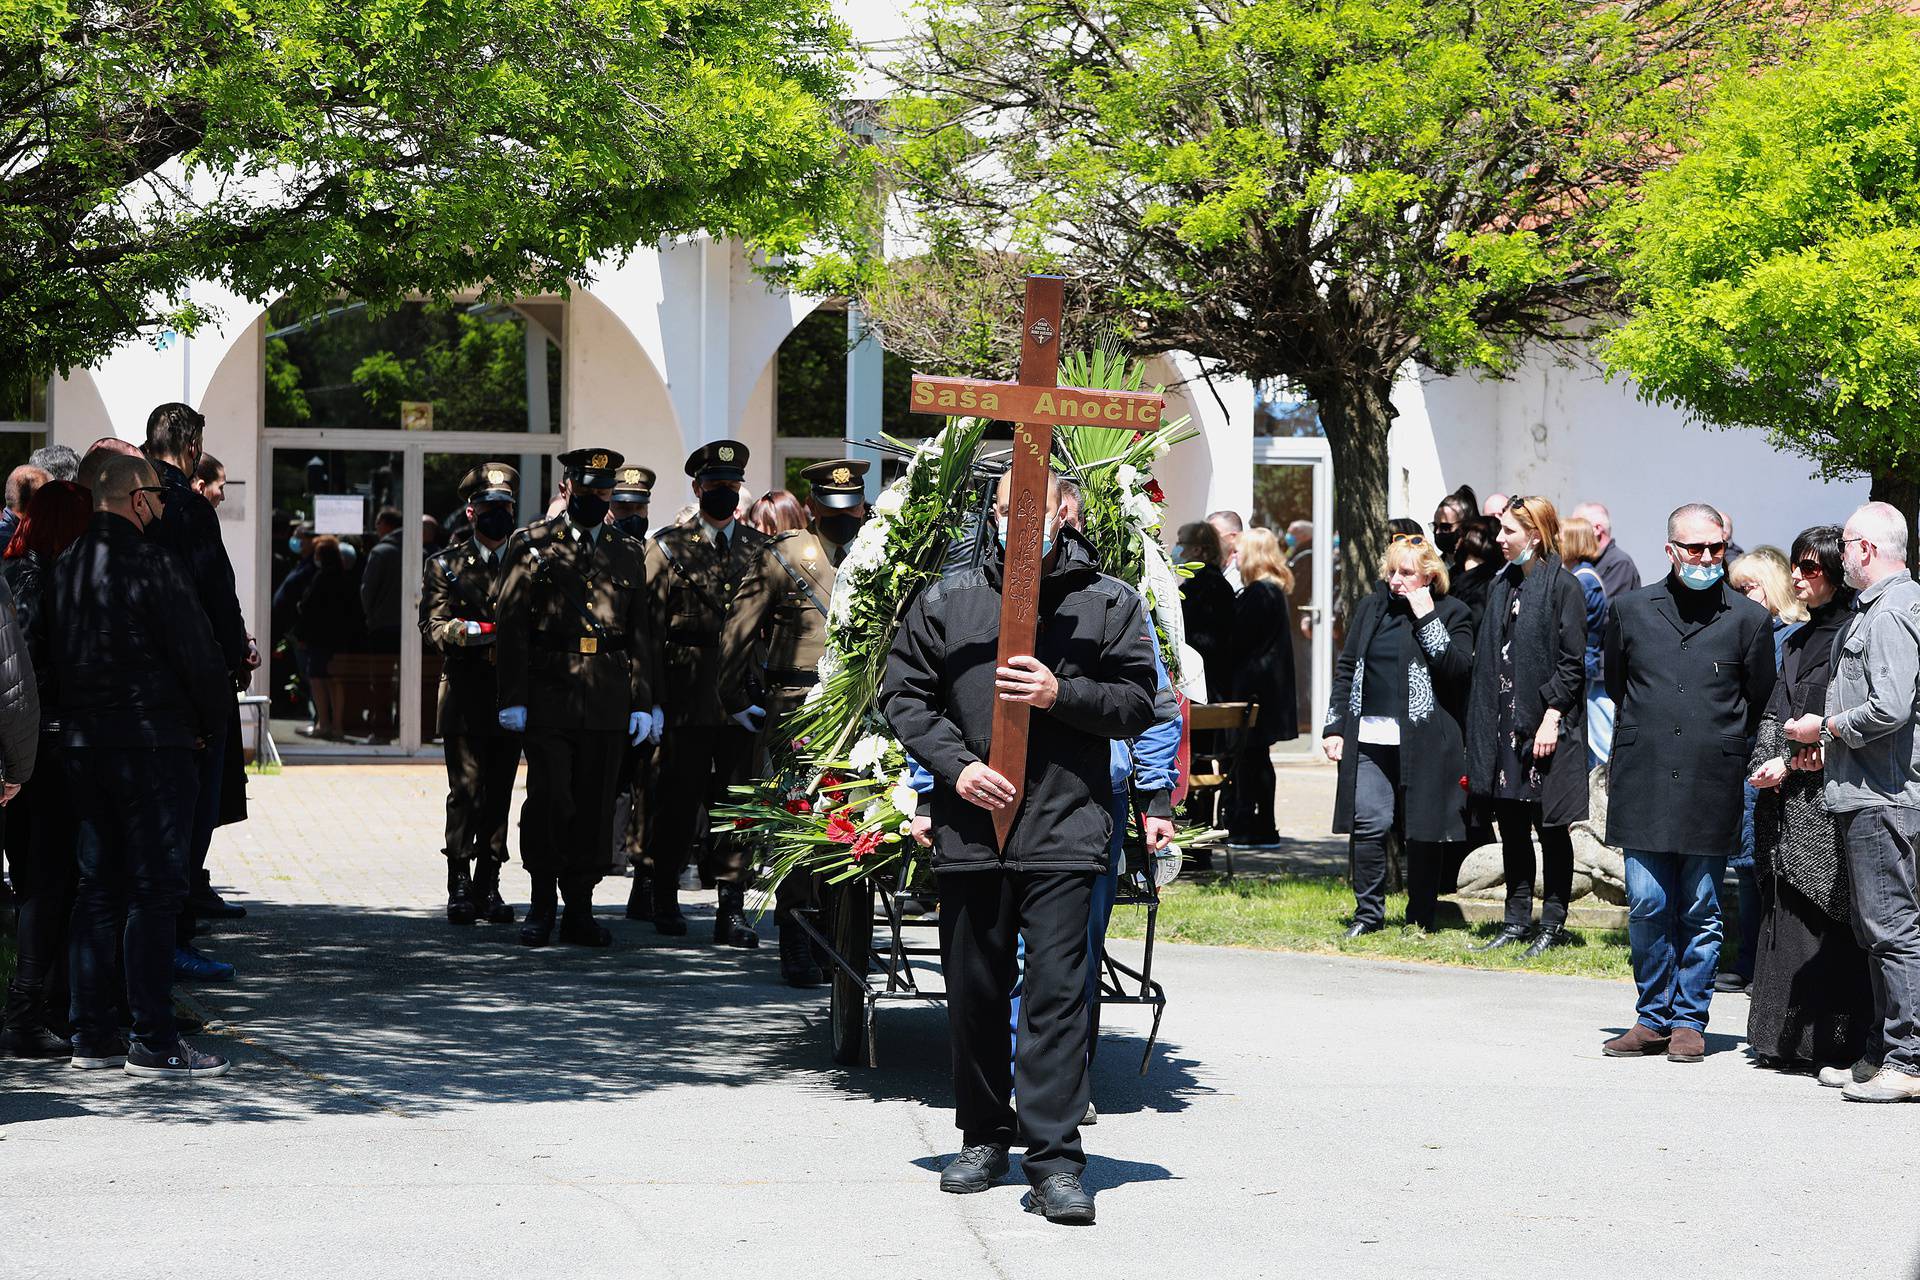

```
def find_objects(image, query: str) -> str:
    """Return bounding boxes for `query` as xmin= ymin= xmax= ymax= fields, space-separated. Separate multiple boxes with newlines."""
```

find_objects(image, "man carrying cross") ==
xmin=880 ymin=466 xmax=1158 ymax=1225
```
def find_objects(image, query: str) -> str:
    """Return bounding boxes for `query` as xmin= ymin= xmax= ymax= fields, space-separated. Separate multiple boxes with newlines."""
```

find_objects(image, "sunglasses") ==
xmin=1503 ymin=495 xmax=1532 ymax=515
xmin=1670 ymin=540 xmax=1728 ymax=556
xmin=1390 ymin=533 xmax=1427 ymax=546
xmin=1793 ymin=559 xmax=1824 ymax=577
xmin=132 ymin=486 xmax=167 ymax=500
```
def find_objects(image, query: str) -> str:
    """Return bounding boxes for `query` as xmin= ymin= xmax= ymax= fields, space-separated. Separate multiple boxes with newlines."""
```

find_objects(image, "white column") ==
xmin=521 ymin=321 xmax=552 ymax=516
xmin=845 ymin=304 xmax=885 ymax=502
xmin=700 ymin=238 xmax=732 ymax=444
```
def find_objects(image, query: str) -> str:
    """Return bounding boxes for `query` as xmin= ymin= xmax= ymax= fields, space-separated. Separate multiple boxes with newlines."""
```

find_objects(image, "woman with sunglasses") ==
xmin=1324 ymin=530 xmax=1476 ymax=935
xmin=1465 ymin=496 xmax=1590 ymax=956
xmin=1747 ymin=525 xmax=1873 ymax=1070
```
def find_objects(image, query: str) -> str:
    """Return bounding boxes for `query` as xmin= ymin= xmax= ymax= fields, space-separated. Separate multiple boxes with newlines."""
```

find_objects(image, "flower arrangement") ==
xmin=717 ymin=347 xmax=1196 ymax=892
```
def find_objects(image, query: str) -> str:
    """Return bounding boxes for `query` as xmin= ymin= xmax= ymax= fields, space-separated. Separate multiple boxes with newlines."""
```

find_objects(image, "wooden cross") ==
xmin=907 ymin=275 xmax=1166 ymax=848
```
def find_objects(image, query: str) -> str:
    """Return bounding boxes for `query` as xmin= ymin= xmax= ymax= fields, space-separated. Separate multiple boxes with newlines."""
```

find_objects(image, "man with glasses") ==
xmin=1783 ymin=501 xmax=1920 ymax=1101
xmin=1601 ymin=502 xmax=1775 ymax=1063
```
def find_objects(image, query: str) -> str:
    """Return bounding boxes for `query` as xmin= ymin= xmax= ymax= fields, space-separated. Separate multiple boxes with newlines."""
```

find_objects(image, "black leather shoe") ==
xmin=1023 ymin=1172 xmax=1095 ymax=1225
xmin=1521 ymin=925 xmax=1570 ymax=958
xmin=939 ymin=1143 xmax=1009 ymax=1194
xmin=0 ymin=1022 xmax=70 ymax=1058
xmin=188 ymin=889 xmax=247 ymax=920
xmin=446 ymin=860 xmax=477 ymax=927
xmin=1472 ymin=924 xmax=1532 ymax=952
xmin=779 ymin=927 xmax=823 ymax=987
xmin=558 ymin=912 xmax=612 ymax=948
xmin=625 ymin=875 xmax=654 ymax=921
xmin=653 ymin=910 xmax=689 ymax=937
xmin=519 ymin=905 xmax=555 ymax=947
xmin=470 ymin=860 xmax=515 ymax=924
xmin=714 ymin=885 xmax=761 ymax=949
xmin=1344 ymin=921 xmax=1382 ymax=939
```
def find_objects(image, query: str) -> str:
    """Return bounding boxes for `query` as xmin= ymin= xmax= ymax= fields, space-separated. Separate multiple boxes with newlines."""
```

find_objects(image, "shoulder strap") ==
xmin=526 ymin=539 xmax=608 ymax=638
xmin=768 ymin=543 xmax=828 ymax=618
xmin=657 ymin=536 xmax=731 ymax=619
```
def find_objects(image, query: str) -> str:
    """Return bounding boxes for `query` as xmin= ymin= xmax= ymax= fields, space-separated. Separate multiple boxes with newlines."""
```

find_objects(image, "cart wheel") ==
xmin=829 ymin=879 xmax=875 ymax=1067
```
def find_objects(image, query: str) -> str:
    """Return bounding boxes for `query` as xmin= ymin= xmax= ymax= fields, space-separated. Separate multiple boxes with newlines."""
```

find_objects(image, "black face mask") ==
xmin=699 ymin=487 xmax=739 ymax=522
xmin=567 ymin=492 xmax=610 ymax=528
xmin=817 ymin=513 xmax=864 ymax=546
xmin=473 ymin=505 xmax=515 ymax=541
xmin=1433 ymin=528 xmax=1459 ymax=557
xmin=614 ymin=514 xmax=649 ymax=540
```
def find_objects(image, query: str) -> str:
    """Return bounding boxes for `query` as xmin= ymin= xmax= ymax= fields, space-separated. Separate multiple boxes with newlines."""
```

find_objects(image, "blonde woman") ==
xmin=1323 ymin=533 xmax=1475 ymax=934
xmin=1227 ymin=529 xmax=1298 ymax=847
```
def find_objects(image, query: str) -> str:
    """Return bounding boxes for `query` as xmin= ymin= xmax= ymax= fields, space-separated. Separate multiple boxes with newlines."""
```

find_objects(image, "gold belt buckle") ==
xmin=579 ymin=636 xmax=598 ymax=655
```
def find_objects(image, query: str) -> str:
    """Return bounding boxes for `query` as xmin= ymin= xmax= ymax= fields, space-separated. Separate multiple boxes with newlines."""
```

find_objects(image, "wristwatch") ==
xmin=1820 ymin=716 xmax=1836 ymax=746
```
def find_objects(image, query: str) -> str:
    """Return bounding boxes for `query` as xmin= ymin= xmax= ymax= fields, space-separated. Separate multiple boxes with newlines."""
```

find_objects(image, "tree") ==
xmin=1 ymin=0 xmax=857 ymax=380
xmin=1603 ymin=16 xmax=1920 ymax=544
xmin=815 ymin=0 xmax=1835 ymax=610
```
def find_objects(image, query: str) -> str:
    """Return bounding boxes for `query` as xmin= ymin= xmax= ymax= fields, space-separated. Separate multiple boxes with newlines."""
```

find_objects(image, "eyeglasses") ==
xmin=132 ymin=486 xmax=167 ymax=500
xmin=1792 ymin=559 xmax=1824 ymax=577
xmin=1842 ymin=536 xmax=1870 ymax=549
xmin=1670 ymin=540 xmax=1728 ymax=557
xmin=1390 ymin=533 xmax=1427 ymax=546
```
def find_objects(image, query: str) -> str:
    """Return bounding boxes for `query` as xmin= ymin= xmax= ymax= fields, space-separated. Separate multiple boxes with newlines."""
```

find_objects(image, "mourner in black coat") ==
xmin=1465 ymin=500 xmax=1591 ymax=955
xmin=1324 ymin=538 xmax=1476 ymax=932
xmin=1227 ymin=529 xmax=1300 ymax=846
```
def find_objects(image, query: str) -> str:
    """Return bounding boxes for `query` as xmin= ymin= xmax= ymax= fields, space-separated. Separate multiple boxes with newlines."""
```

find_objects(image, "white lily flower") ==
xmin=889 ymin=781 xmax=919 ymax=815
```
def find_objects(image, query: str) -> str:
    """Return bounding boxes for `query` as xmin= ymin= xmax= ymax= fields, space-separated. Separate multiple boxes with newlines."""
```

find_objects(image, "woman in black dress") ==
xmin=1747 ymin=524 xmax=1872 ymax=1069
xmin=1324 ymin=534 xmax=1476 ymax=933
xmin=1228 ymin=528 xmax=1299 ymax=847
xmin=1465 ymin=496 xmax=1589 ymax=957
xmin=1175 ymin=520 xmax=1238 ymax=703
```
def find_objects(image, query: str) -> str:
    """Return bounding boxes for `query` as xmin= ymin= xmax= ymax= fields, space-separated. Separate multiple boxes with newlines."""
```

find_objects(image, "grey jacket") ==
xmin=0 ymin=574 xmax=38 ymax=784
xmin=1823 ymin=570 xmax=1920 ymax=812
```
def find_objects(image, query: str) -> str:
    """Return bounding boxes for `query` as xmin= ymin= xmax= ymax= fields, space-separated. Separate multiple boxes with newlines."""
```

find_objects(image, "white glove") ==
xmin=731 ymin=704 xmax=766 ymax=733
xmin=648 ymin=706 xmax=665 ymax=744
xmin=628 ymin=710 xmax=651 ymax=746
xmin=498 ymin=706 xmax=527 ymax=733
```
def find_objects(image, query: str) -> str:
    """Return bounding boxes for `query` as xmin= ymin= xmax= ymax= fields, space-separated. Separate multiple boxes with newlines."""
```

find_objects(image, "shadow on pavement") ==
xmin=909 ymin=1151 xmax=1177 ymax=1192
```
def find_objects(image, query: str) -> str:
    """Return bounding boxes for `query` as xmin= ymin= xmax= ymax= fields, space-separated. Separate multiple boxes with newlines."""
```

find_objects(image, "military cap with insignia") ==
xmin=559 ymin=447 xmax=623 ymax=488
xmin=611 ymin=465 xmax=656 ymax=503
xmin=685 ymin=439 xmax=749 ymax=483
xmin=800 ymin=458 xmax=870 ymax=510
xmin=459 ymin=461 xmax=519 ymax=504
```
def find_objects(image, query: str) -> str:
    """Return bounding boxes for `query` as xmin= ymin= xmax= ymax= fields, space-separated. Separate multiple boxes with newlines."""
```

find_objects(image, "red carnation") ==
xmin=819 ymin=773 xmax=847 ymax=792
xmin=785 ymin=797 xmax=813 ymax=815
xmin=1144 ymin=479 xmax=1166 ymax=504
xmin=826 ymin=809 xmax=859 ymax=844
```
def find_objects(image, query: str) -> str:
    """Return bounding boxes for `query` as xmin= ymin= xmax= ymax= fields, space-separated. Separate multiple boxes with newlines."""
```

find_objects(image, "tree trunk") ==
xmin=1317 ymin=374 xmax=1397 ymax=624
xmin=1870 ymin=465 xmax=1920 ymax=562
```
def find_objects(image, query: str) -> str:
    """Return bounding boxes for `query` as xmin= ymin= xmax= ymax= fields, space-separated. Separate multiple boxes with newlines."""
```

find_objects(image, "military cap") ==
xmin=459 ymin=461 xmax=519 ymax=504
xmin=559 ymin=447 xmax=623 ymax=488
xmin=611 ymin=464 xmax=656 ymax=503
xmin=800 ymin=458 xmax=870 ymax=510
xmin=685 ymin=440 xmax=749 ymax=483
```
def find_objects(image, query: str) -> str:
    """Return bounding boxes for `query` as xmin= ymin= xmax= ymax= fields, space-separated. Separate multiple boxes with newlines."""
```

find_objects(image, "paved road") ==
xmin=4 ymin=767 xmax=1917 ymax=1279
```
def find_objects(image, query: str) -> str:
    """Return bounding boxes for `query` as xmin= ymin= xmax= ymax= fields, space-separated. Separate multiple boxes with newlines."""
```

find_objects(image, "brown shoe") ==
xmin=1602 ymin=1024 xmax=1670 ymax=1057
xmin=1666 ymin=1027 xmax=1707 ymax=1062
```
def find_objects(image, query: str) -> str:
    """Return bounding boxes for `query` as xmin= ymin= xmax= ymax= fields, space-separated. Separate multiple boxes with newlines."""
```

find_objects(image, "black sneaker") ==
xmin=1023 ymin=1172 xmax=1096 ymax=1225
xmin=124 ymin=1040 xmax=231 ymax=1080
xmin=70 ymin=1037 xmax=128 ymax=1070
xmin=939 ymin=1143 xmax=1010 ymax=1194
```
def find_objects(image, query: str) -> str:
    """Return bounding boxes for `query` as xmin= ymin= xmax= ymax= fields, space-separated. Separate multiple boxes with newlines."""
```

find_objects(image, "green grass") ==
xmin=1107 ymin=876 xmax=1635 ymax=981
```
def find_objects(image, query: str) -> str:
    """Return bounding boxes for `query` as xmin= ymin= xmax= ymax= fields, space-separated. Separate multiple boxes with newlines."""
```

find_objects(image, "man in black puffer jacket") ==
xmin=881 ymin=469 xmax=1157 ymax=1226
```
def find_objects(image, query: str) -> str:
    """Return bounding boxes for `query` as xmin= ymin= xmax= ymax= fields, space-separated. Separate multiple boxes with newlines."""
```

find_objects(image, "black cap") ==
xmin=685 ymin=440 xmax=749 ymax=483
xmin=611 ymin=465 xmax=656 ymax=503
xmin=559 ymin=447 xmax=623 ymax=488
xmin=459 ymin=461 xmax=518 ymax=504
xmin=800 ymin=458 xmax=870 ymax=510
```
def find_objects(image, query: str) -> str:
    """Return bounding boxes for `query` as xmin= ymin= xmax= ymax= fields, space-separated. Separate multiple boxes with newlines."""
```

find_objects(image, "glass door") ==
xmin=1250 ymin=439 xmax=1333 ymax=756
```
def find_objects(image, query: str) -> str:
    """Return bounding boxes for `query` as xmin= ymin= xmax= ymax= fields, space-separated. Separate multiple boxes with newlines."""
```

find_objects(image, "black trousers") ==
xmin=442 ymin=730 xmax=521 ymax=864
xmin=1349 ymin=741 xmax=1446 ymax=929
xmin=1231 ymin=741 xmax=1279 ymax=841
xmin=7 ymin=738 xmax=79 ymax=1017
xmin=649 ymin=723 xmax=754 ymax=888
xmin=938 ymin=867 xmax=1095 ymax=1184
xmin=1493 ymin=799 xmax=1575 ymax=931
xmin=518 ymin=728 xmax=623 ymax=893
xmin=67 ymin=746 xmax=197 ymax=1053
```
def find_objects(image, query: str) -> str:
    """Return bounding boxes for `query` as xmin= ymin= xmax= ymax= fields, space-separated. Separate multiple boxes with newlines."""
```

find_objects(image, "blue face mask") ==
xmin=1514 ymin=546 xmax=1535 ymax=566
xmin=288 ymin=537 xmax=303 ymax=554
xmin=998 ymin=515 xmax=1056 ymax=558
xmin=1676 ymin=562 xmax=1724 ymax=590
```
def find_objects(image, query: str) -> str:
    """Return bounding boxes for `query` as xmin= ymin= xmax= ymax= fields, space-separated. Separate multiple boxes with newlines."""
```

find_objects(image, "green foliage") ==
xmin=1603 ymin=16 xmax=1920 ymax=485
xmin=1 ymin=0 xmax=860 ymax=381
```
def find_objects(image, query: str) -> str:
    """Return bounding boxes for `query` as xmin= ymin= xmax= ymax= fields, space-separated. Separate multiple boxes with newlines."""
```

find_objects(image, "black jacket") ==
xmin=1604 ymin=575 xmax=1776 ymax=853
xmin=1180 ymin=564 xmax=1236 ymax=702
xmin=297 ymin=566 xmax=363 ymax=652
xmin=0 ymin=572 xmax=37 ymax=783
xmin=48 ymin=513 xmax=229 ymax=749
xmin=1326 ymin=590 xmax=1475 ymax=843
xmin=419 ymin=537 xmax=512 ymax=737
xmin=1466 ymin=558 xmax=1590 ymax=826
xmin=881 ymin=530 xmax=1158 ymax=874
xmin=3 ymin=553 xmax=53 ymax=730
xmin=1230 ymin=578 xmax=1299 ymax=745
xmin=150 ymin=457 xmax=248 ymax=673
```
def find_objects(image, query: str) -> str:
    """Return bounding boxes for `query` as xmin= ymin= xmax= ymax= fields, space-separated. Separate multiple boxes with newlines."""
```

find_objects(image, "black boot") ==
xmin=0 ymin=981 xmax=68 ymax=1059
xmin=653 ymin=877 xmax=689 ymax=937
xmin=471 ymin=857 xmax=515 ymax=924
xmin=446 ymin=858 xmax=477 ymax=926
xmin=1522 ymin=924 xmax=1570 ymax=958
xmin=778 ymin=918 xmax=822 ymax=987
xmin=1472 ymin=922 xmax=1533 ymax=952
xmin=520 ymin=875 xmax=557 ymax=947
xmin=714 ymin=883 xmax=760 ymax=949
xmin=625 ymin=872 xmax=653 ymax=921
xmin=557 ymin=879 xmax=611 ymax=947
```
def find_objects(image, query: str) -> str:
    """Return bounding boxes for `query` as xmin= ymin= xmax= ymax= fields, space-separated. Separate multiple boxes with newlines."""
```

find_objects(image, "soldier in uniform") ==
xmin=496 ymin=447 xmax=659 ymax=948
xmin=760 ymin=458 xmax=870 ymax=985
xmin=419 ymin=462 xmax=523 ymax=927
xmin=644 ymin=440 xmax=785 ymax=947
xmin=601 ymin=465 xmax=669 ymax=913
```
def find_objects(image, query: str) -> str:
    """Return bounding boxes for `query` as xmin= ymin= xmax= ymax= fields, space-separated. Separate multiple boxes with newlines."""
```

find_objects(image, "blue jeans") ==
xmin=1012 ymin=787 xmax=1126 ymax=1064
xmin=1624 ymin=849 xmax=1725 ymax=1033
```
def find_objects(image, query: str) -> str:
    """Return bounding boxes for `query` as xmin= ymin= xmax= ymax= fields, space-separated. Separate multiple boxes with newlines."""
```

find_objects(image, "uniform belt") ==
xmin=667 ymin=629 xmax=718 ymax=649
xmin=766 ymin=669 xmax=817 ymax=687
xmin=535 ymin=634 xmax=629 ymax=655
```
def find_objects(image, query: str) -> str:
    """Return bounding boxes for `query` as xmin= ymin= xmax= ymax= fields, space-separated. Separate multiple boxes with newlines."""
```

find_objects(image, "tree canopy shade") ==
xmin=1602 ymin=15 xmax=1920 ymax=535
xmin=0 ymin=0 xmax=858 ymax=380
xmin=816 ymin=0 xmax=1844 ymax=608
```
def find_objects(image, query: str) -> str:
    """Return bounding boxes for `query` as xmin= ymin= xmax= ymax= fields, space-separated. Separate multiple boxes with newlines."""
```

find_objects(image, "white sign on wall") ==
xmin=312 ymin=493 xmax=365 ymax=535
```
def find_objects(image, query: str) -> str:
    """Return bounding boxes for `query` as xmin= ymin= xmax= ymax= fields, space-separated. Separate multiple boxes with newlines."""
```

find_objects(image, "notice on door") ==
xmin=313 ymin=493 xmax=365 ymax=535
